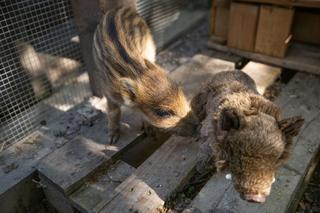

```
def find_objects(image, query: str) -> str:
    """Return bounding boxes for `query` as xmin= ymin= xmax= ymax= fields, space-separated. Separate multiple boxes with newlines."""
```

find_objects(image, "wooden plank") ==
xmin=0 ymin=131 xmax=60 ymax=196
xmin=242 ymin=62 xmax=281 ymax=94
xmin=38 ymin=136 xmax=110 ymax=195
xmin=40 ymin=177 xmax=76 ymax=213
xmin=234 ymin=0 xmax=320 ymax=9
xmin=188 ymin=73 xmax=320 ymax=212
xmin=170 ymin=54 xmax=234 ymax=100
xmin=0 ymin=131 xmax=66 ymax=212
xmin=70 ymin=160 xmax=135 ymax=213
xmin=292 ymin=10 xmax=320 ymax=45
xmin=227 ymin=3 xmax=259 ymax=51
xmin=208 ymin=40 xmax=320 ymax=75
xmin=184 ymin=172 xmax=231 ymax=212
xmin=96 ymin=136 xmax=199 ymax=213
xmin=255 ymin=6 xmax=294 ymax=57
xmin=210 ymin=0 xmax=231 ymax=43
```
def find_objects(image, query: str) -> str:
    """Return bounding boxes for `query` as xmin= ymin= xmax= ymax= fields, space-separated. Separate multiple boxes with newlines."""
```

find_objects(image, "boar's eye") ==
xmin=153 ymin=108 xmax=174 ymax=118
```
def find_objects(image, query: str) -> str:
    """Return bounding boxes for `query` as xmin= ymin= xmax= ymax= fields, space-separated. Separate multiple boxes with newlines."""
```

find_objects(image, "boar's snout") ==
xmin=241 ymin=193 xmax=267 ymax=203
xmin=174 ymin=112 xmax=201 ymax=137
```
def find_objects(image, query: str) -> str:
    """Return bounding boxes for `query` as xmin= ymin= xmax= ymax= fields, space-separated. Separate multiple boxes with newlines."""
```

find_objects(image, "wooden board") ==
xmin=38 ymin=96 xmax=143 ymax=197
xmin=188 ymin=72 xmax=320 ymax=212
xmin=0 ymin=131 xmax=59 ymax=212
xmin=208 ymin=41 xmax=320 ymax=75
xmin=227 ymin=3 xmax=259 ymax=51
xmin=96 ymin=136 xmax=199 ymax=213
xmin=242 ymin=62 xmax=281 ymax=94
xmin=292 ymin=10 xmax=320 ymax=45
xmin=70 ymin=160 xmax=135 ymax=213
xmin=210 ymin=0 xmax=231 ymax=43
xmin=38 ymin=136 xmax=111 ymax=194
xmin=255 ymin=6 xmax=294 ymax=57
xmin=0 ymin=131 xmax=57 ymax=195
xmin=234 ymin=0 xmax=320 ymax=9
xmin=170 ymin=54 xmax=235 ymax=100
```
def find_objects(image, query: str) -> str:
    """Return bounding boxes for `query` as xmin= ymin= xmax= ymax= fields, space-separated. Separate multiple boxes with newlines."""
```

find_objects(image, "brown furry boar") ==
xmin=93 ymin=7 xmax=199 ymax=143
xmin=192 ymin=71 xmax=304 ymax=203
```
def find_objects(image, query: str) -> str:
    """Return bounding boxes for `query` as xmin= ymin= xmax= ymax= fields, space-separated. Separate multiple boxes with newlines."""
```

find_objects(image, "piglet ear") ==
xmin=279 ymin=116 xmax=304 ymax=139
xmin=221 ymin=108 xmax=241 ymax=131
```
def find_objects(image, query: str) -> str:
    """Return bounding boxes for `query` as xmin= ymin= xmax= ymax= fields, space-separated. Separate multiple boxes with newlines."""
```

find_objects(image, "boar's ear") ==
xmin=221 ymin=108 xmax=241 ymax=131
xmin=279 ymin=116 xmax=304 ymax=139
xmin=277 ymin=116 xmax=304 ymax=165
xmin=119 ymin=78 xmax=138 ymax=106
xmin=249 ymin=96 xmax=281 ymax=120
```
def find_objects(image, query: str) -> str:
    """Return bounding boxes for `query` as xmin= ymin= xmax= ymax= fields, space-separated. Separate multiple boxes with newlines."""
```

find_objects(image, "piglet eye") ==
xmin=153 ymin=108 xmax=174 ymax=118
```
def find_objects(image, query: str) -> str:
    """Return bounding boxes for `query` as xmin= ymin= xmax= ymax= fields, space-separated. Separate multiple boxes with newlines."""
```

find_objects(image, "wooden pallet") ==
xmin=208 ymin=40 xmax=320 ymax=75
xmin=2 ymin=53 xmax=319 ymax=213
xmin=35 ymin=54 xmax=292 ymax=213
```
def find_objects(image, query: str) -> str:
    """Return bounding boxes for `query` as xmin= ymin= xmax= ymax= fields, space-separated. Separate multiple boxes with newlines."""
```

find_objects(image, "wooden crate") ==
xmin=227 ymin=3 xmax=260 ymax=51
xmin=234 ymin=0 xmax=320 ymax=9
xmin=292 ymin=10 xmax=320 ymax=45
xmin=255 ymin=6 xmax=295 ymax=57
xmin=210 ymin=0 xmax=231 ymax=43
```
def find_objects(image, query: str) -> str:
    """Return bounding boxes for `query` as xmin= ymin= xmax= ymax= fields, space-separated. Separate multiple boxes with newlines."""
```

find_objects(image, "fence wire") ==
xmin=0 ymin=0 xmax=206 ymax=149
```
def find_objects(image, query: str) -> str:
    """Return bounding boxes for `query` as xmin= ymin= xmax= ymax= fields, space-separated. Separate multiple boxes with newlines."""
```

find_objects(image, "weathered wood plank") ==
xmin=170 ymin=54 xmax=235 ymax=99
xmin=38 ymin=95 xmax=143 ymax=194
xmin=210 ymin=0 xmax=231 ymax=43
xmin=234 ymin=0 xmax=320 ymax=9
xmin=38 ymin=136 xmax=110 ymax=194
xmin=70 ymin=160 xmax=135 ymax=213
xmin=0 ymin=131 xmax=60 ymax=196
xmin=184 ymin=172 xmax=231 ymax=213
xmin=96 ymin=136 xmax=199 ymax=213
xmin=227 ymin=3 xmax=260 ymax=51
xmin=188 ymin=73 xmax=320 ymax=212
xmin=208 ymin=41 xmax=320 ymax=75
xmin=242 ymin=62 xmax=281 ymax=94
xmin=255 ymin=6 xmax=294 ymax=57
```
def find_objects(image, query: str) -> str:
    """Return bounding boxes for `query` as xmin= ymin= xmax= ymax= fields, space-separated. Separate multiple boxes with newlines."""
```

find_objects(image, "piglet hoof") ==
xmin=108 ymin=128 xmax=120 ymax=145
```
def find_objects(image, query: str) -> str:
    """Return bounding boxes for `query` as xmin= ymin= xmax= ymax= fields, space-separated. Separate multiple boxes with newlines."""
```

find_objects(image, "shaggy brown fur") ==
xmin=93 ymin=7 xmax=199 ymax=143
xmin=192 ymin=71 xmax=304 ymax=203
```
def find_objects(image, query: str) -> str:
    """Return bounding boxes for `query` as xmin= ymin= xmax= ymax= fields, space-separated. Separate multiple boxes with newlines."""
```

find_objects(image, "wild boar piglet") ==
xmin=192 ymin=71 xmax=304 ymax=203
xmin=93 ymin=7 xmax=200 ymax=143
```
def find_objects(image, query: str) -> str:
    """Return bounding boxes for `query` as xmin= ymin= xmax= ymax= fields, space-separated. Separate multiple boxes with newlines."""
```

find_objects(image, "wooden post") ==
xmin=71 ymin=0 xmax=137 ymax=97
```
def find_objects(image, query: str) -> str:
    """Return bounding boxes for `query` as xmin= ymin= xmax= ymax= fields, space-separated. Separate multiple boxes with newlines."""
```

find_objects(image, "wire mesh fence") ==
xmin=0 ymin=0 xmax=89 ymax=149
xmin=0 ymin=0 xmax=207 ymax=150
